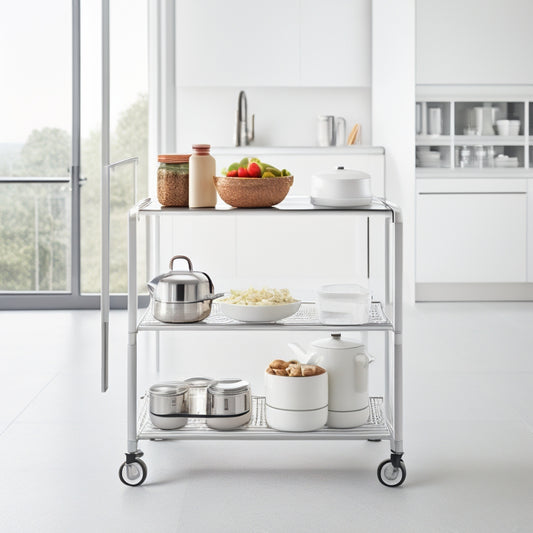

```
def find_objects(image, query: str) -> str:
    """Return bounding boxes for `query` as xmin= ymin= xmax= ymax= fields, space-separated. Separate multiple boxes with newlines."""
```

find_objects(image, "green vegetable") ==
xmin=281 ymin=168 xmax=291 ymax=176
xmin=262 ymin=171 xmax=275 ymax=178
xmin=239 ymin=157 xmax=249 ymax=168
xmin=221 ymin=167 xmax=228 ymax=176
xmin=228 ymin=162 xmax=240 ymax=172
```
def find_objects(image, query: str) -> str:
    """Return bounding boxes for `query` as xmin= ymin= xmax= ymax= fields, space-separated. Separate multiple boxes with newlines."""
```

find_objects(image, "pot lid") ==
xmin=312 ymin=333 xmax=364 ymax=350
xmin=149 ymin=381 xmax=189 ymax=397
xmin=314 ymin=166 xmax=370 ymax=182
xmin=149 ymin=255 xmax=214 ymax=304
xmin=208 ymin=379 xmax=250 ymax=395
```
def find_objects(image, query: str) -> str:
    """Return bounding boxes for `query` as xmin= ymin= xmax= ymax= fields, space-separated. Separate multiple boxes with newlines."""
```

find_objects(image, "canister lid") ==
xmin=313 ymin=167 xmax=370 ymax=182
xmin=149 ymin=381 xmax=189 ymax=397
xmin=158 ymin=154 xmax=191 ymax=163
xmin=208 ymin=379 xmax=249 ymax=395
xmin=312 ymin=333 xmax=364 ymax=350
xmin=184 ymin=377 xmax=215 ymax=388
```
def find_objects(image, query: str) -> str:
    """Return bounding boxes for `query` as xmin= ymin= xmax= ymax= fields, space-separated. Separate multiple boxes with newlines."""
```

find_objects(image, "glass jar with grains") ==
xmin=157 ymin=154 xmax=191 ymax=207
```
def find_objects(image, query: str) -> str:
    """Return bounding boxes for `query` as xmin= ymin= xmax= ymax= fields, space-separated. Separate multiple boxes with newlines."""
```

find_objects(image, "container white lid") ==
xmin=312 ymin=333 xmax=364 ymax=350
xmin=313 ymin=167 xmax=370 ymax=182
xmin=317 ymin=283 xmax=370 ymax=299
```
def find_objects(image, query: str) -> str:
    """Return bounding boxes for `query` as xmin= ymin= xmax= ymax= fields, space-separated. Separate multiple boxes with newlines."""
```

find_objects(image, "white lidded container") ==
xmin=311 ymin=166 xmax=372 ymax=207
xmin=265 ymin=371 xmax=328 ymax=432
xmin=317 ymin=283 xmax=370 ymax=325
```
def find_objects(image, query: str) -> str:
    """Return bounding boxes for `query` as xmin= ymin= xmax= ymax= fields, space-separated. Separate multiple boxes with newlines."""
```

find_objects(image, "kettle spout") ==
xmin=288 ymin=342 xmax=317 ymax=364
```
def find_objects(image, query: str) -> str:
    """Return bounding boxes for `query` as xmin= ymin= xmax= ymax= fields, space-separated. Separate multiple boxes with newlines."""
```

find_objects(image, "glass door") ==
xmin=0 ymin=0 xmax=148 ymax=309
xmin=0 ymin=0 xmax=76 ymax=307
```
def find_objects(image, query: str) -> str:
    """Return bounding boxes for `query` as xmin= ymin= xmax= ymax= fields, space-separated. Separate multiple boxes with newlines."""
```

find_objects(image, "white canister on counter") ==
xmin=189 ymin=144 xmax=216 ymax=208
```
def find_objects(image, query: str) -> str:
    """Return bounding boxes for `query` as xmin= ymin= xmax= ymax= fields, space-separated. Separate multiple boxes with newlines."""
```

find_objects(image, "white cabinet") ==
xmin=416 ymin=0 xmax=533 ymax=85
xmin=176 ymin=0 xmax=300 ymax=87
xmin=176 ymin=0 xmax=370 ymax=87
xmin=300 ymin=0 xmax=371 ymax=87
xmin=416 ymin=179 xmax=527 ymax=284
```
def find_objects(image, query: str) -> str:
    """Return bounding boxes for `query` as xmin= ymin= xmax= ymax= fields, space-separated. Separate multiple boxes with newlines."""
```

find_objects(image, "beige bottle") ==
xmin=189 ymin=144 xmax=217 ymax=208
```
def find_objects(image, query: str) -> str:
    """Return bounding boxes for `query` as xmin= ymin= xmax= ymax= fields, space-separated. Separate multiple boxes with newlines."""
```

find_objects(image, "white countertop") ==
xmin=211 ymin=145 xmax=385 ymax=155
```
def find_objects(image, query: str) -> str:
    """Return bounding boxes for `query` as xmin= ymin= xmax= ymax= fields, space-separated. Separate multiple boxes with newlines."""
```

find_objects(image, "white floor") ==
xmin=1 ymin=303 xmax=532 ymax=533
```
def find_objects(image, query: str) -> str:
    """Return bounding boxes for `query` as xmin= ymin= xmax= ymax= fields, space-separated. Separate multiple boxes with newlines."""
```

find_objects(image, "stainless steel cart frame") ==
xmin=103 ymin=197 xmax=405 ymax=487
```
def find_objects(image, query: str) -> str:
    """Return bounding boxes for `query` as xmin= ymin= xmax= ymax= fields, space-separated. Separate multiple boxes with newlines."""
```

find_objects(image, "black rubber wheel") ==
xmin=377 ymin=458 xmax=406 ymax=487
xmin=119 ymin=459 xmax=147 ymax=487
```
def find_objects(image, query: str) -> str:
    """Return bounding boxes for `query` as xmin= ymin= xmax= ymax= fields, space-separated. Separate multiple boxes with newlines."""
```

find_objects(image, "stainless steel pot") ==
xmin=206 ymin=379 xmax=251 ymax=430
xmin=148 ymin=255 xmax=223 ymax=323
xmin=149 ymin=381 xmax=189 ymax=430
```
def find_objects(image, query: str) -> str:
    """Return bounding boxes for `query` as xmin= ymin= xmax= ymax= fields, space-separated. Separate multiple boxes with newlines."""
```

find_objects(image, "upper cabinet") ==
xmin=416 ymin=0 xmax=533 ymax=85
xmin=300 ymin=0 xmax=371 ymax=87
xmin=176 ymin=0 xmax=370 ymax=87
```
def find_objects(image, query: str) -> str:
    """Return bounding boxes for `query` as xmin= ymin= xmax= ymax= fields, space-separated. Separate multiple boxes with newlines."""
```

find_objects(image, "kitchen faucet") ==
xmin=234 ymin=90 xmax=254 ymax=146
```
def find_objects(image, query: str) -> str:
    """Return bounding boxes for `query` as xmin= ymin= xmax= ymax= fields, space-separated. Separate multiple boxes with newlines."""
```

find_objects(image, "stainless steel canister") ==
xmin=184 ymin=377 xmax=215 ymax=415
xmin=207 ymin=379 xmax=251 ymax=417
xmin=149 ymin=381 xmax=189 ymax=415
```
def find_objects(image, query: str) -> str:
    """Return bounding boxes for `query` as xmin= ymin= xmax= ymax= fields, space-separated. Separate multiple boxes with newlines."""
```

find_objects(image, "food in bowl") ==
xmin=266 ymin=358 xmax=326 ymax=377
xmin=220 ymin=157 xmax=292 ymax=179
xmin=221 ymin=287 xmax=297 ymax=305
xmin=218 ymin=288 xmax=300 ymax=322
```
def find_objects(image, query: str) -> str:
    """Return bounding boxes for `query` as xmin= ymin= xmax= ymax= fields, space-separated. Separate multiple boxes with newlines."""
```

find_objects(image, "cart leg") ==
xmin=119 ymin=207 xmax=146 ymax=487
xmin=377 ymin=217 xmax=405 ymax=487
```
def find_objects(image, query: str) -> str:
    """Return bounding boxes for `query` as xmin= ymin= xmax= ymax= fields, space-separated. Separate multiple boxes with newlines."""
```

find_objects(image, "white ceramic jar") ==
xmin=265 ymin=372 xmax=328 ymax=432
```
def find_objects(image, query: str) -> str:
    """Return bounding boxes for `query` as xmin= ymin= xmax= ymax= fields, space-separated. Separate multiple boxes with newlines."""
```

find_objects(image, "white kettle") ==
xmin=289 ymin=333 xmax=374 ymax=428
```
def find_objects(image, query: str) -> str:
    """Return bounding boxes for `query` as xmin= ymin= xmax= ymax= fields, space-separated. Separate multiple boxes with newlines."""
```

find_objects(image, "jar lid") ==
xmin=192 ymin=144 xmax=211 ymax=155
xmin=149 ymin=381 xmax=189 ymax=397
xmin=158 ymin=154 xmax=191 ymax=163
xmin=208 ymin=379 xmax=249 ymax=395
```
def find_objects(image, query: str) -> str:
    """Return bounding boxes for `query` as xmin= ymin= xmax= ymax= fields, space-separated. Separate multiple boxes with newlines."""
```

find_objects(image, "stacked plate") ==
xmin=417 ymin=148 xmax=441 ymax=168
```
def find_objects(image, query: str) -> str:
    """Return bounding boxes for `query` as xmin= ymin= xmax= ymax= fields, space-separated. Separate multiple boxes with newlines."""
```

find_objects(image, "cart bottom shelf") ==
xmin=138 ymin=396 xmax=391 ymax=441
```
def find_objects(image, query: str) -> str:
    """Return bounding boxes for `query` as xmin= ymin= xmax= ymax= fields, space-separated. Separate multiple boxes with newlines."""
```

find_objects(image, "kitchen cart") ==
xmin=102 ymin=196 xmax=405 ymax=487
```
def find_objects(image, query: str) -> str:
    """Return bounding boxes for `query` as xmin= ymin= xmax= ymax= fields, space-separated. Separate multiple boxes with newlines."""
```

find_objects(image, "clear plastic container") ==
xmin=316 ymin=284 xmax=370 ymax=325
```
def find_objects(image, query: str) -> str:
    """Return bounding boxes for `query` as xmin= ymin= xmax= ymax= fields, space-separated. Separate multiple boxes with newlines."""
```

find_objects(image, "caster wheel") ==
xmin=119 ymin=459 xmax=147 ymax=487
xmin=377 ymin=458 xmax=406 ymax=487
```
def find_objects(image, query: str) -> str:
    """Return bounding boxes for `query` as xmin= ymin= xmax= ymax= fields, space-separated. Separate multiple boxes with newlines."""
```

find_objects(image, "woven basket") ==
xmin=213 ymin=175 xmax=293 ymax=208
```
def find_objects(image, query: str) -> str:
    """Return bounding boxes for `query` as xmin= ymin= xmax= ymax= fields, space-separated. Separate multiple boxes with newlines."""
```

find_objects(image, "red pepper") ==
xmin=227 ymin=169 xmax=238 ymax=177
xmin=237 ymin=167 xmax=250 ymax=177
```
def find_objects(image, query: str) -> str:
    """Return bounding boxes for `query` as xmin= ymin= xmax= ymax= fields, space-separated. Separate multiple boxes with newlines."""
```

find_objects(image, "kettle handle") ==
xmin=169 ymin=255 xmax=193 ymax=271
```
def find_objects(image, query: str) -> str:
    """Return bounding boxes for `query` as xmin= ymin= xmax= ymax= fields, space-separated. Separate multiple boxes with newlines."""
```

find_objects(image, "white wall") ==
xmin=416 ymin=0 xmax=533 ymax=85
xmin=372 ymin=0 xmax=416 ymax=302
xmin=176 ymin=87 xmax=371 ymax=152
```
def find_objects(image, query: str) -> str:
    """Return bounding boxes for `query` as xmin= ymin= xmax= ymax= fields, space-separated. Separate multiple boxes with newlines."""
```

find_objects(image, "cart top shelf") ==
xmin=134 ymin=196 xmax=400 ymax=220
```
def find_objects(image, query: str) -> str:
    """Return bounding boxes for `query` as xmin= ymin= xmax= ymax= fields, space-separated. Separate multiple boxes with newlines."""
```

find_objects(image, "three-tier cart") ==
xmin=102 ymin=196 xmax=405 ymax=487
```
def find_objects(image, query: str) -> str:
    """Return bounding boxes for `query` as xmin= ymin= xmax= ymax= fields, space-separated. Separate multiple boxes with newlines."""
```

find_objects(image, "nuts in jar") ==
xmin=157 ymin=154 xmax=191 ymax=207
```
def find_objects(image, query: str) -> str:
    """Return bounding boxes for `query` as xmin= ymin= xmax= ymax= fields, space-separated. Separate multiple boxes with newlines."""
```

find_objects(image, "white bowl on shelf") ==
xmin=496 ymin=119 xmax=520 ymax=136
xmin=218 ymin=301 xmax=301 ymax=323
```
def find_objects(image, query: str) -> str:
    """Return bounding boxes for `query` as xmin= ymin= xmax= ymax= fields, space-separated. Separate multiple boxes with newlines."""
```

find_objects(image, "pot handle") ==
xmin=205 ymin=292 xmax=225 ymax=301
xmin=169 ymin=255 xmax=193 ymax=271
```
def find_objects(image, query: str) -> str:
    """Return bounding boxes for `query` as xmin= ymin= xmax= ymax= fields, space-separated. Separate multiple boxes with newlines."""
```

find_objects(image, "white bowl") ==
xmin=496 ymin=119 xmax=520 ymax=136
xmin=218 ymin=301 xmax=301 ymax=323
